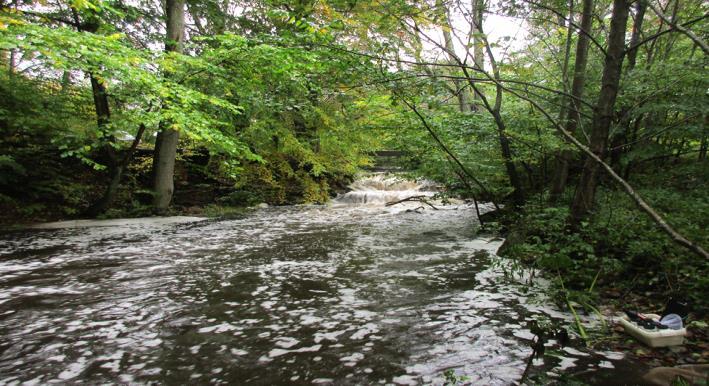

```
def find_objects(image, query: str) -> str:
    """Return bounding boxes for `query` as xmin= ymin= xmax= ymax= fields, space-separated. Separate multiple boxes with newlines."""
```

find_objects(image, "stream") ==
xmin=0 ymin=175 xmax=640 ymax=385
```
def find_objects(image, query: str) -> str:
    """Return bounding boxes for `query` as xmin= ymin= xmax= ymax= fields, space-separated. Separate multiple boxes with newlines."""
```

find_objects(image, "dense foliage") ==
xmin=0 ymin=0 xmax=383 ymax=217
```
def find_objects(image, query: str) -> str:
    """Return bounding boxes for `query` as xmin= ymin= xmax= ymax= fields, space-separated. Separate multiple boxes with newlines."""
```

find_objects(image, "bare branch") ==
xmin=520 ymin=0 xmax=609 ymax=58
xmin=647 ymin=3 xmax=709 ymax=55
xmin=625 ymin=13 xmax=709 ymax=53
xmin=385 ymin=195 xmax=439 ymax=210
xmin=395 ymin=93 xmax=500 ymax=210
xmin=11 ymin=8 xmax=80 ymax=27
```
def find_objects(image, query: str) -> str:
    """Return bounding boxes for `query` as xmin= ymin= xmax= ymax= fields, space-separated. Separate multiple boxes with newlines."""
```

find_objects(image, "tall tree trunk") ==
xmin=441 ymin=8 xmax=469 ymax=113
xmin=460 ymin=6 xmax=524 ymax=206
xmin=84 ymin=71 xmax=146 ymax=216
xmin=626 ymin=0 xmax=647 ymax=70
xmin=60 ymin=70 xmax=72 ymax=91
xmin=549 ymin=0 xmax=594 ymax=202
xmin=0 ymin=50 xmax=8 ymax=71
xmin=471 ymin=0 xmax=484 ymax=109
xmin=556 ymin=0 xmax=575 ymax=123
xmin=609 ymin=0 xmax=647 ymax=168
xmin=569 ymin=0 xmax=630 ymax=225
xmin=152 ymin=0 xmax=185 ymax=213
xmin=699 ymin=114 xmax=707 ymax=160
xmin=8 ymin=49 xmax=16 ymax=74
xmin=494 ymin=110 xmax=525 ymax=206
xmin=549 ymin=0 xmax=575 ymax=193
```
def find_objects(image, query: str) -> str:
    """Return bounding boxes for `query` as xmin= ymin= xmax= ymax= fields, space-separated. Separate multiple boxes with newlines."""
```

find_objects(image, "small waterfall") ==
xmin=335 ymin=174 xmax=437 ymax=205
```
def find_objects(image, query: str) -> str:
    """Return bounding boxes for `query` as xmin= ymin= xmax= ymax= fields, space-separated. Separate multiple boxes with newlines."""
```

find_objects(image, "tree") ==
xmin=152 ymin=0 xmax=185 ymax=213
xmin=549 ymin=0 xmax=594 ymax=202
xmin=470 ymin=0 xmax=485 ymax=108
xmin=71 ymin=4 xmax=146 ymax=216
xmin=405 ymin=0 xmax=526 ymax=206
xmin=569 ymin=0 xmax=631 ymax=224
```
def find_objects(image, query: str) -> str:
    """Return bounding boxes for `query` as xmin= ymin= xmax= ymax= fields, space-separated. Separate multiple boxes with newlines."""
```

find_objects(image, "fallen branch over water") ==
xmin=385 ymin=195 xmax=439 ymax=210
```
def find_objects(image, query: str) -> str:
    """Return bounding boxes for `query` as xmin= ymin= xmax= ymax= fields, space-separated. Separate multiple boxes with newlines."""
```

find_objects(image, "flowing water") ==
xmin=0 ymin=175 xmax=637 ymax=385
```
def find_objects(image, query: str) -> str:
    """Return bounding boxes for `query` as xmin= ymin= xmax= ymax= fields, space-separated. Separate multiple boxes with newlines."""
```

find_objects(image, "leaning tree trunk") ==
xmin=82 ymin=74 xmax=121 ymax=217
xmin=414 ymin=0 xmax=521 ymax=205
xmin=72 ymin=10 xmax=122 ymax=217
xmin=549 ymin=0 xmax=594 ymax=202
xmin=85 ymin=124 xmax=146 ymax=217
xmin=569 ymin=0 xmax=631 ymax=225
xmin=474 ymin=7 xmax=525 ymax=206
xmin=473 ymin=41 xmax=526 ymax=206
xmin=152 ymin=0 xmax=185 ymax=213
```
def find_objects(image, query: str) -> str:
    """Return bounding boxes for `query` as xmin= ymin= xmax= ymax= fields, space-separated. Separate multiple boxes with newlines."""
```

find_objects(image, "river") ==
xmin=0 ymin=175 xmax=637 ymax=385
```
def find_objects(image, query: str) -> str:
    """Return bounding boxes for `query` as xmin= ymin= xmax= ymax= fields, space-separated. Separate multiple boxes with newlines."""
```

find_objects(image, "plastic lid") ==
xmin=660 ymin=313 xmax=683 ymax=330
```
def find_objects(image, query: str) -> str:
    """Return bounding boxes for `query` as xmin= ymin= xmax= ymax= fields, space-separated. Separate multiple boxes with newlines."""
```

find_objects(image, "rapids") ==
xmin=334 ymin=174 xmax=438 ymax=205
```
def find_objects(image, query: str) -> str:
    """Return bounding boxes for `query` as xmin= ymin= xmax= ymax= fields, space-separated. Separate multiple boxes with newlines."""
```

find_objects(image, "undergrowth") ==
xmin=500 ymin=161 xmax=709 ymax=317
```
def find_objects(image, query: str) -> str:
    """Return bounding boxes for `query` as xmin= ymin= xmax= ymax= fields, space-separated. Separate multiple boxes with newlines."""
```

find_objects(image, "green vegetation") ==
xmin=501 ymin=161 xmax=709 ymax=313
xmin=1 ymin=0 xmax=707 ymax=318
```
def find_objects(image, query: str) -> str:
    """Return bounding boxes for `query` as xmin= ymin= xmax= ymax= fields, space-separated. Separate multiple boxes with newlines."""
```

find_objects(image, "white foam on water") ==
xmin=30 ymin=216 xmax=206 ymax=229
xmin=334 ymin=174 xmax=438 ymax=205
xmin=275 ymin=337 xmax=300 ymax=349
xmin=599 ymin=361 xmax=614 ymax=368
xmin=0 ymin=174 xmax=631 ymax=385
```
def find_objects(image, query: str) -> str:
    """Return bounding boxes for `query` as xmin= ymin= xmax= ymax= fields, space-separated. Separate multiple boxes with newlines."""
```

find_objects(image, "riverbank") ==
xmin=0 ymin=203 xmax=246 ymax=231
xmin=493 ymin=161 xmax=709 ymax=384
xmin=0 ymin=146 xmax=356 ymax=228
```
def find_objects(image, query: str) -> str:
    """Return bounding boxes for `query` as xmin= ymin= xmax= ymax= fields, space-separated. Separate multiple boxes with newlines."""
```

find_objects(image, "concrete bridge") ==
xmin=366 ymin=150 xmax=407 ymax=172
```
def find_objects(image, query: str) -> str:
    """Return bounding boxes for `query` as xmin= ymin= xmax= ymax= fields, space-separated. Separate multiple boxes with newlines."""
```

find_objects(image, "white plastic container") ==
xmin=619 ymin=313 xmax=686 ymax=347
